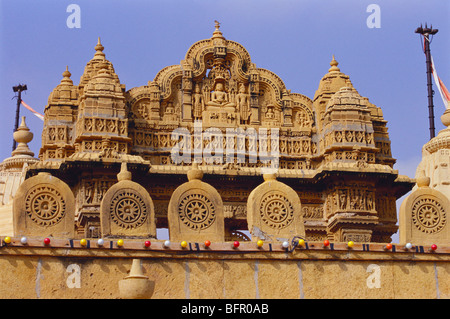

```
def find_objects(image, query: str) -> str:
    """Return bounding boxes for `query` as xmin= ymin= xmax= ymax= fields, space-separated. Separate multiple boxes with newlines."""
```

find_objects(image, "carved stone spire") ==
xmin=46 ymin=65 xmax=77 ymax=105
xmin=78 ymin=37 xmax=119 ymax=96
xmin=212 ymin=20 xmax=226 ymax=45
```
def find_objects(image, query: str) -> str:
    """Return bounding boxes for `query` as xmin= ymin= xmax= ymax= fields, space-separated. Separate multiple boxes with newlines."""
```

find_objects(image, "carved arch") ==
xmin=223 ymin=41 xmax=252 ymax=81
xmin=153 ymin=65 xmax=183 ymax=100
xmin=126 ymin=86 xmax=151 ymax=105
xmin=258 ymin=68 xmax=287 ymax=107
xmin=184 ymin=39 xmax=252 ymax=81
xmin=292 ymin=94 xmax=315 ymax=126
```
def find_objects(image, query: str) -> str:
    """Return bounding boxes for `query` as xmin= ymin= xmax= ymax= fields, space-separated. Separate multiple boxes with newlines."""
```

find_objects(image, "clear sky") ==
xmin=1 ymin=0 xmax=449 ymax=241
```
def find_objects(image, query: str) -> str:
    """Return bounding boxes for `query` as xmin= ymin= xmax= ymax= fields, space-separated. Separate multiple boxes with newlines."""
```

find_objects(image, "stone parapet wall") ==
xmin=0 ymin=237 xmax=448 ymax=299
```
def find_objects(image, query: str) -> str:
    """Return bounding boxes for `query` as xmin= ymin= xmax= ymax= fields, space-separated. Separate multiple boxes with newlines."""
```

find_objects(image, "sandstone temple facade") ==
xmin=1 ymin=23 xmax=448 ymax=300
xmin=15 ymin=22 xmax=415 ymax=244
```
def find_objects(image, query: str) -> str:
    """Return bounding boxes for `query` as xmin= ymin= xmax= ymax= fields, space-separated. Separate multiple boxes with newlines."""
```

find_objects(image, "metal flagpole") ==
xmin=415 ymin=23 xmax=439 ymax=140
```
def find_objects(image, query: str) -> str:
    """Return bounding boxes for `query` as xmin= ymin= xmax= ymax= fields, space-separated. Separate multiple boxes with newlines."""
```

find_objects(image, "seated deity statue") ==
xmin=207 ymin=82 xmax=235 ymax=108
xmin=165 ymin=102 xmax=174 ymax=114
xmin=265 ymin=107 xmax=275 ymax=119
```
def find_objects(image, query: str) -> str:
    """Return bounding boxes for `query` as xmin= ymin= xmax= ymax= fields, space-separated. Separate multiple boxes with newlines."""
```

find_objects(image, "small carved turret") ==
xmin=13 ymin=117 xmax=34 ymax=157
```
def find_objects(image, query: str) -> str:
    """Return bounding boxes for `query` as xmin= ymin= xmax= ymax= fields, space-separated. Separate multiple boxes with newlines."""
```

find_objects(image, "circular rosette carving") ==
xmin=168 ymin=177 xmax=224 ymax=242
xmin=25 ymin=184 xmax=66 ymax=226
xmin=247 ymin=177 xmax=304 ymax=241
xmin=110 ymin=189 xmax=148 ymax=230
xmin=13 ymin=172 xmax=75 ymax=238
xmin=259 ymin=191 xmax=294 ymax=229
xmin=100 ymin=178 xmax=155 ymax=238
xmin=178 ymin=191 xmax=216 ymax=231
xmin=411 ymin=197 xmax=447 ymax=234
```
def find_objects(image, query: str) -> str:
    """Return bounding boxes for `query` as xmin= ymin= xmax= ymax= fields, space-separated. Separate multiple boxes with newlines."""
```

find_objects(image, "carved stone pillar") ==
xmin=249 ymin=68 xmax=260 ymax=125
xmin=149 ymin=82 xmax=161 ymax=121
xmin=282 ymin=90 xmax=293 ymax=127
xmin=324 ymin=181 xmax=380 ymax=242
xmin=181 ymin=64 xmax=193 ymax=122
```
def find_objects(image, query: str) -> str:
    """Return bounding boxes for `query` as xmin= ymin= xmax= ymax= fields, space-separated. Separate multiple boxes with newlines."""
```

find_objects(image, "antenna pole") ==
xmin=12 ymin=84 xmax=28 ymax=151
xmin=415 ymin=24 xmax=439 ymax=139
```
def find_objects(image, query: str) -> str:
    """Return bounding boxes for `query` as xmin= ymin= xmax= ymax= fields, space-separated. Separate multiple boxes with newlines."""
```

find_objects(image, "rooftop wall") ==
xmin=0 ymin=237 xmax=448 ymax=299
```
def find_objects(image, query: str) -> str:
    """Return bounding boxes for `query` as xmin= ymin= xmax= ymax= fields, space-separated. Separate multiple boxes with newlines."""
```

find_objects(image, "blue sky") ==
xmin=1 ymin=1 xmax=449 ymax=240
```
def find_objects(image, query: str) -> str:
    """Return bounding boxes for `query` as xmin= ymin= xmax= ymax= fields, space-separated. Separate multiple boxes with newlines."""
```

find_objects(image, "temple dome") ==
xmin=314 ymin=56 xmax=355 ymax=101
xmin=325 ymin=86 xmax=367 ymax=112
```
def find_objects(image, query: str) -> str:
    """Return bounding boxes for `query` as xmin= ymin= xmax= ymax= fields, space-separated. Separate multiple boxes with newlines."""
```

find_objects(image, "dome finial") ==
xmin=95 ymin=37 xmax=103 ymax=50
xmin=212 ymin=20 xmax=225 ymax=40
xmin=328 ymin=55 xmax=340 ymax=72
xmin=441 ymin=108 xmax=450 ymax=127
xmin=187 ymin=162 xmax=203 ymax=181
xmin=94 ymin=37 xmax=105 ymax=59
xmin=117 ymin=162 xmax=132 ymax=181
xmin=61 ymin=65 xmax=73 ymax=85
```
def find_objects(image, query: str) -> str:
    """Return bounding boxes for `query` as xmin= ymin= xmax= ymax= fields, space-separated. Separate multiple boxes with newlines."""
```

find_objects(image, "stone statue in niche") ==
xmin=295 ymin=110 xmax=311 ymax=128
xmin=162 ymin=101 xmax=177 ymax=123
xmin=165 ymin=102 xmax=175 ymax=114
xmin=339 ymin=190 xmax=347 ymax=210
xmin=265 ymin=106 xmax=275 ymax=119
xmin=206 ymin=82 xmax=235 ymax=108
xmin=193 ymin=84 xmax=205 ymax=119
xmin=133 ymin=101 xmax=149 ymax=120
xmin=236 ymin=83 xmax=250 ymax=124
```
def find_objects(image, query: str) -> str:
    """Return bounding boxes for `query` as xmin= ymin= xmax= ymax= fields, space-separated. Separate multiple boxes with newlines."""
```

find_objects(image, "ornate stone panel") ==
xmin=13 ymin=172 xmax=75 ymax=238
xmin=400 ymin=177 xmax=449 ymax=245
xmin=247 ymin=174 xmax=304 ymax=242
xmin=100 ymin=164 xmax=156 ymax=238
xmin=411 ymin=197 xmax=447 ymax=234
xmin=167 ymin=165 xmax=224 ymax=242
